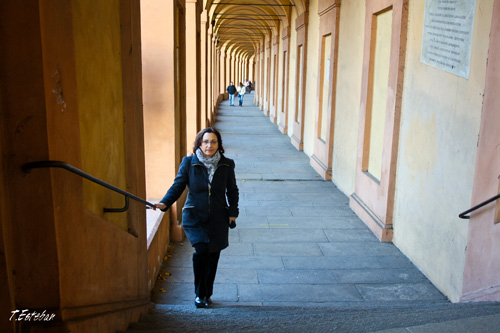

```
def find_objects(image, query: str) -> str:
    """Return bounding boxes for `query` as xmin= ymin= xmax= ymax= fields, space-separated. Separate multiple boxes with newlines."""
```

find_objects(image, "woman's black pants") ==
xmin=192 ymin=242 xmax=221 ymax=299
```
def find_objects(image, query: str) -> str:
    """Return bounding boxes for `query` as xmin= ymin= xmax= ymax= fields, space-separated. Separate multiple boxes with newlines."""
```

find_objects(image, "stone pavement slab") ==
xmin=237 ymin=283 xmax=364 ymax=303
xmin=332 ymin=268 xmax=428 ymax=284
xmin=151 ymin=94 xmax=448 ymax=307
xmin=253 ymin=242 xmax=324 ymax=256
xmin=238 ymin=228 xmax=329 ymax=243
xmin=373 ymin=313 xmax=500 ymax=333
xmin=257 ymin=269 xmax=339 ymax=284
xmin=128 ymin=302 xmax=500 ymax=332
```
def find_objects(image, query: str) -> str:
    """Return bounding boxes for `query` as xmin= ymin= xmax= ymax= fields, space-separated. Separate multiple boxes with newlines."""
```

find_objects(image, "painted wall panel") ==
xmin=303 ymin=0 xmax=319 ymax=156
xmin=73 ymin=0 xmax=128 ymax=230
xmin=332 ymin=0 xmax=365 ymax=195
xmin=287 ymin=10 xmax=298 ymax=138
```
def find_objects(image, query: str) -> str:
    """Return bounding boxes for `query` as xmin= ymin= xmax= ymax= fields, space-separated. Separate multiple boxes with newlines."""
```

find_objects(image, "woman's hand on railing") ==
xmin=154 ymin=203 xmax=166 ymax=211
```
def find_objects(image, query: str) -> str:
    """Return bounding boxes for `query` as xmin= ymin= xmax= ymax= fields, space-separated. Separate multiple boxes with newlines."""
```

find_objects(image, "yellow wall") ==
xmin=331 ymin=0 xmax=365 ymax=195
xmin=392 ymin=0 xmax=494 ymax=301
xmin=186 ymin=1 xmax=200 ymax=154
xmin=289 ymin=0 xmax=494 ymax=301
xmin=264 ymin=38 xmax=270 ymax=113
xmin=367 ymin=9 xmax=392 ymax=182
xmin=141 ymin=0 xmax=177 ymax=199
xmin=303 ymin=0 xmax=319 ymax=156
xmin=1 ymin=1 xmax=149 ymax=330
xmin=286 ymin=10 xmax=298 ymax=136
xmin=277 ymin=30 xmax=284 ymax=115
xmin=73 ymin=0 xmax=128 ymax=230
xmin=319 ymin=34 xmax=332 ymax=142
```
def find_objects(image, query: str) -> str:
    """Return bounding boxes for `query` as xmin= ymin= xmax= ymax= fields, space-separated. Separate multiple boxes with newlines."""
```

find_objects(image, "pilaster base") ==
xmin=291 ymin=134 xmax=303 ymax=151
xmin=461 ymin=285 xmax=500 ymax=302
xmin=52 ymin=299 xmax=151 ymax=333
xmin=310 ymin=154 xmax=332 ymax=180
xmin=350 ymin=193 xmax=393 ymax=242
xmin=278 ymin=123 xmax=287 ymax=134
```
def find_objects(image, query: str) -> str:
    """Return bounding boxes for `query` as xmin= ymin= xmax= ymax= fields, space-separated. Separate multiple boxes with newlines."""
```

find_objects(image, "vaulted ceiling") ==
xmin=206 ymin=0 xmax=307 ymax=58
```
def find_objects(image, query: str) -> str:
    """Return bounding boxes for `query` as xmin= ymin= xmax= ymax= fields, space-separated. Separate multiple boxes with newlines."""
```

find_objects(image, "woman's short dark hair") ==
xmin=193 ymin=127 xmax=225 ymax=154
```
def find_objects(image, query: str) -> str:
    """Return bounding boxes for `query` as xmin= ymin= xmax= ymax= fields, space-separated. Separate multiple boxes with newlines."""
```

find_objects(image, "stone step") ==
xmin=125 ymin=302 xmax=500 ymax=332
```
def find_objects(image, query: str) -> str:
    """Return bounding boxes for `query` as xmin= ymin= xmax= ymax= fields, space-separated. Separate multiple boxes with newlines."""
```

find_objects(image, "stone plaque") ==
xmin=421 ymin=0 xmax=476 ymax=78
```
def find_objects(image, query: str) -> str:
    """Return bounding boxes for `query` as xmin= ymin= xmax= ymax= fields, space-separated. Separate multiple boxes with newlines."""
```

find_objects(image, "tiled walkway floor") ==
xmin=151 ymin=93 xmax=446 ymax=306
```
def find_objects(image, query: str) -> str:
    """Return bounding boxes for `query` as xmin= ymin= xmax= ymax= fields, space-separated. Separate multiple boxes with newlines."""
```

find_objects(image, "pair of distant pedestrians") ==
xmin=226 ymin=81 xmax=245 ymax=107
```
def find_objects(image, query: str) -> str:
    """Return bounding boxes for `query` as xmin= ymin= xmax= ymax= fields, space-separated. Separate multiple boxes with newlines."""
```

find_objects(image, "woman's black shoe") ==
xmin=195 ymin=297 xmax=206 ymax=308
xmin=205 ymin=297 xmax=213 ymax=306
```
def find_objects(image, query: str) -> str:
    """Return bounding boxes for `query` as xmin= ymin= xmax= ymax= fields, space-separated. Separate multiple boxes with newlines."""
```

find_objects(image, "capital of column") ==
xmin=201 ymin=9 xmax=208 ymax=24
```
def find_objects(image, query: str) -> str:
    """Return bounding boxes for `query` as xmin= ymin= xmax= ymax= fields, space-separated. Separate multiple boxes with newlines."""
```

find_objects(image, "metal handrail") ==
xmin=459 ymin=193 xmax=500 ymax=219
xmin=22 ymin=161 xmax=156 ymax=213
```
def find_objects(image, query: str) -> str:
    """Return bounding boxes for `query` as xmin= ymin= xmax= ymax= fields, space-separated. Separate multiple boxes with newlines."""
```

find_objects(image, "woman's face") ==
xmin=199 ymin=132 xmax=219 ymax=157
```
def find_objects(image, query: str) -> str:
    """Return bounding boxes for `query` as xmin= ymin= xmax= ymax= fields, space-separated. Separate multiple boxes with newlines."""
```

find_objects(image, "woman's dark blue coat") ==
xmin=160 ymin=153 xmax=239 ymax=252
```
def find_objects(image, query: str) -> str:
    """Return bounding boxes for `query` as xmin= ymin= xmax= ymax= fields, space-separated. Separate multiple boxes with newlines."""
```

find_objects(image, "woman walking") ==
xmin=155 ymin=128 xmax=239 ymax=308
xmin=237 ymin=82 xmax=245 ymax=107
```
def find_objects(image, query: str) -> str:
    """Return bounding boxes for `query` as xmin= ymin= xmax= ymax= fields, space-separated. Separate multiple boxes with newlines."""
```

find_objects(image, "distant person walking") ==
xmin=244 ymin=79 xmax=250 ymax=94
xmin=237 ymin=82 xmax=245 ymax=107
xmin=154 ymin=128 xmax=239 ymax=308
xmin=226 ymin=81 xmax=236 ymax=106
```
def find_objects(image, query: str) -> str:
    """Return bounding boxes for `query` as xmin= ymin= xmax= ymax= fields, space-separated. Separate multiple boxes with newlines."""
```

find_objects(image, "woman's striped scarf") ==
xmin=196 ymin=148 xmax=221 ymax=185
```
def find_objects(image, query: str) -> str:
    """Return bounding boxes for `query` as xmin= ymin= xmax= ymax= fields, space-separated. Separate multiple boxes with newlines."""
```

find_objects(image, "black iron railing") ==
xmin=22 ymin=161 xmax=156 ymax=213
xmin=459 ymin=193 xmax=500 ymax=219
